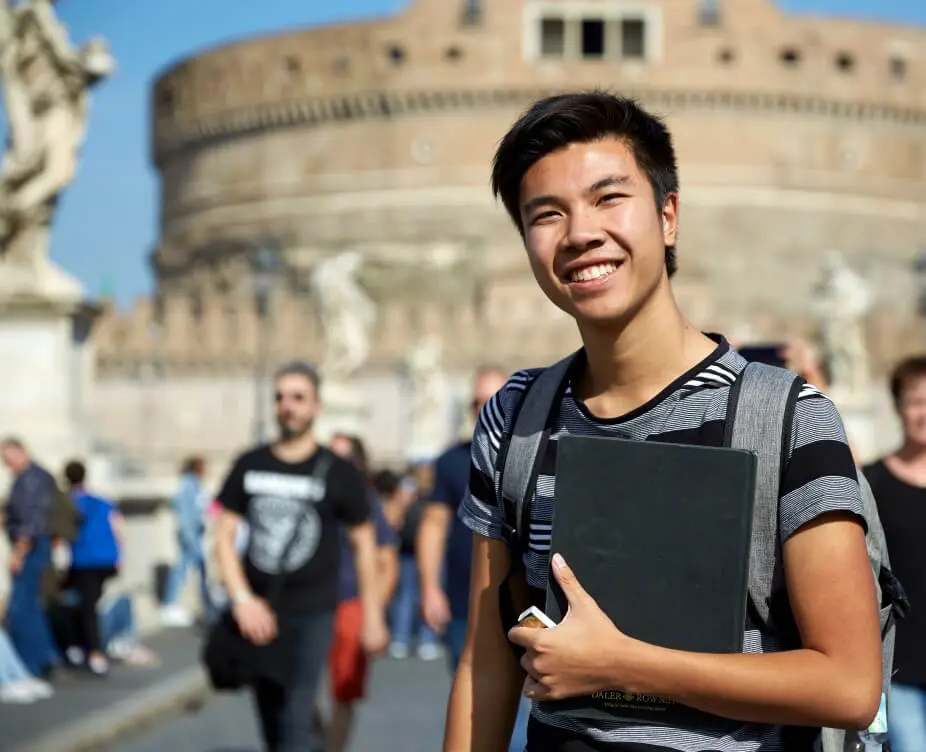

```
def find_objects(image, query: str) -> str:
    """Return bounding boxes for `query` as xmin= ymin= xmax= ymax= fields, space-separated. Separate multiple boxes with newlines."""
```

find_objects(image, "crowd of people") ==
xmin=5 ymin=90 xmax=926 ymax=752
xmin=189 ymin=360 xmax=531 ymax=752
xmin=0 ymin=442 xmax=159 ymax=705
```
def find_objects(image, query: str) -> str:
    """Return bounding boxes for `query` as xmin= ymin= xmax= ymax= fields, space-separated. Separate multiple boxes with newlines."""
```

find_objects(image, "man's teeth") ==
xmin=569 ymin=262 xmax=618 ymax=283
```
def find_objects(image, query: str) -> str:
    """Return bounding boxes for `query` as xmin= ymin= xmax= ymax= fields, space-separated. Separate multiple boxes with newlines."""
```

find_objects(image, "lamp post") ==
xmin=251 ymin=241 xmax=282 ymax=444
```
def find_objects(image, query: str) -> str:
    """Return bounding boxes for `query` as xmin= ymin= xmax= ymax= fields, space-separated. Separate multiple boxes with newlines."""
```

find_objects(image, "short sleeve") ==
xmin=778 ymin=386 xmax=866 ymax=543
xmin=336 ymin=462 xmax=371 ymax=527
xmin=371 ymin=497 xmax=399 ymax=548
xmin=428 ymin=452 xmax=458 ymax=510
xmin=216 ymin=457 xmax=248 ymax=517
xmin=458 ymin=371 xmax=533 ymax=541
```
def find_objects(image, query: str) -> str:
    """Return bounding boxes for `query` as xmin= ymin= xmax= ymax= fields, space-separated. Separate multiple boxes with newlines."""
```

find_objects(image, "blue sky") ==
xmin=19 ymin=0 xmax=926 ymax=306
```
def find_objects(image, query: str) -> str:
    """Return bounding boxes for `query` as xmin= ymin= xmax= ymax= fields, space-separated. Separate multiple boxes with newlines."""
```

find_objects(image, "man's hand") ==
xmin=232 ymin=597 xmax=277 ymax=646
xmin=508 ymin=554 xmax=629 ymax=702
xmin=421 ymin=585 xmax=451 ymax=634
xmin=362 ymin=610 xmax=390 ymax=656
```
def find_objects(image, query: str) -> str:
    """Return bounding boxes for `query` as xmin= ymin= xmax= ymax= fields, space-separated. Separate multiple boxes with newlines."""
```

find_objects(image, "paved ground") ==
xmin=114 ymin=650 xmax=452 ymax=752
xmin=1 ymin=628 xmax=207 ymax=752
xmin=0 ymin=625 xmax=453 ymax=752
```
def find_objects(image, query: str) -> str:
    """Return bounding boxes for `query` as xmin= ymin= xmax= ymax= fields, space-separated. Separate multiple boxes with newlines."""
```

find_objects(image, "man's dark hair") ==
xmin=372 ymin=469 xmax=400 ymax=497
xmin=274 ymin=361 xmax=321 ymax=393
xmin=491 ymin=90 xmax=679 ymax=277
xmin=890 ymin=355 xmax=926 ymax=405
xmin=181 ymin=455 xmax=204 ymax=475
xmin=64 ymin=459 xmax=86 ymax=487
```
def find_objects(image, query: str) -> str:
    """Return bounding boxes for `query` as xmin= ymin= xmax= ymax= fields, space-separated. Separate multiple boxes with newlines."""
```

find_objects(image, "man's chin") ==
xmin=278 ymin=422 xmax=313 ymax=441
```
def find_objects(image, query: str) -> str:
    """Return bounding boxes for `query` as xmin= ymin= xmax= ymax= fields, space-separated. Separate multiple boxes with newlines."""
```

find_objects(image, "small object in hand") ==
xmin=517 ymin=606 xmax=558 ymax=630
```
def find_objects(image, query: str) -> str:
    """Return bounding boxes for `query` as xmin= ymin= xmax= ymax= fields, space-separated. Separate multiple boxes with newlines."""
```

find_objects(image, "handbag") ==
xmin=201 ymin=452 xmax=332 ymax=691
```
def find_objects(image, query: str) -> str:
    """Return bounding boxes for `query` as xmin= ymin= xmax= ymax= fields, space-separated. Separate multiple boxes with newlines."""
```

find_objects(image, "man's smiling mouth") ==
xmin=567 ymin=261 xmax=620 ymax=283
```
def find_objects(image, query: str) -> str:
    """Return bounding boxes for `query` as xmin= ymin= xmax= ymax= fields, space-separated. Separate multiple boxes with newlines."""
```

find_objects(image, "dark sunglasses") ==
xmin=275 ymin=391 xmax=309 ymax=403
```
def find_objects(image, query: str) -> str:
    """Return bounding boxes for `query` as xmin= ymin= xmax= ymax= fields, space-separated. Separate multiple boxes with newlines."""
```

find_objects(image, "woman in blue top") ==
xmin=63 ymin=460 xmax=120 ymax=676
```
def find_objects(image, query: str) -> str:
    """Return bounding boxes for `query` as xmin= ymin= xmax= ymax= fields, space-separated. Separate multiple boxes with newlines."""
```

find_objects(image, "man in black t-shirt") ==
xmin=213 ymin=362 xmax=388 ymax=752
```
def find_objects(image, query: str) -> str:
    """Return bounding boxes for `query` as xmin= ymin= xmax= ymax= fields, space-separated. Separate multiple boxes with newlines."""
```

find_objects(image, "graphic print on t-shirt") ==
xmin=243 ymin=469 xmax=327 ymax=574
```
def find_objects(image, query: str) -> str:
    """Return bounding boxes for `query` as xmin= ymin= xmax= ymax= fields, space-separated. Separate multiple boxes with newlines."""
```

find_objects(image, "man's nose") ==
xmin=564 ymin=210 xmax=606 ymax=252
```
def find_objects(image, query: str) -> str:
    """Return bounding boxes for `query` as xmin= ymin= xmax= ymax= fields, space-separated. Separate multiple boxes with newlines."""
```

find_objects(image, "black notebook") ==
xmin=541 ymin=434 xmax=758 ymax=725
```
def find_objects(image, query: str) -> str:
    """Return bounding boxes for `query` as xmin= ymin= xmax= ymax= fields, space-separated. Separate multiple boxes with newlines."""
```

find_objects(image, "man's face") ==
xmin=518 ymin=138 xmax=678 ymax=328
xmin=0 ymin=446 xmax=27 ymax=475
xmin=472 ymin=371 xmax=508 ymax=418
xmin=898 ymin=376 xmax=926 ymax=446
xmin=274 ymin=374 xmax=319 ymax=440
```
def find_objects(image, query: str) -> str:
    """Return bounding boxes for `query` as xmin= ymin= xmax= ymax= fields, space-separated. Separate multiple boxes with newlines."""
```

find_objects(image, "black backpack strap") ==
xmin=496 ymin=353 xmax=577 ymax=651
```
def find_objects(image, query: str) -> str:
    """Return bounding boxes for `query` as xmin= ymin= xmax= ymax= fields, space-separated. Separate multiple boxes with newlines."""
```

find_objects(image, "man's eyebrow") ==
xmin=588 ymin=175 xmax=632 ymax=193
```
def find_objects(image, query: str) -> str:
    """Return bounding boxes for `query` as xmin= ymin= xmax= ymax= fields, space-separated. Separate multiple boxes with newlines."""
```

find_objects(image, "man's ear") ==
xmin=662 ymin=193 xmax=679 ymax=248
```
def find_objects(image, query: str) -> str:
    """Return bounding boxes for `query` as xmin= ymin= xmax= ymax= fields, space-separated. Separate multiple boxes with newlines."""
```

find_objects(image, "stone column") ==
xmin=0 ymin=293 xmax=97 ymax=475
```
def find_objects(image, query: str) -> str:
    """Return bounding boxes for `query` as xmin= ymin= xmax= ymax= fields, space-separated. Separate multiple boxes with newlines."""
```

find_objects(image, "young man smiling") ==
xmin=445 ymin=92 xmax=881 ymax=751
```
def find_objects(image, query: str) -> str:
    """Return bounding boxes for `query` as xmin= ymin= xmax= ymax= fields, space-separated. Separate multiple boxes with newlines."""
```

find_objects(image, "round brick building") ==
xmin=91 ymin=0 xmax=926 ymax=469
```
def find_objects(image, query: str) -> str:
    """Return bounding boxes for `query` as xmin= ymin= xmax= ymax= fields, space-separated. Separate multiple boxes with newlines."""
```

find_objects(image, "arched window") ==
xmin=462 ymin=0 xmax=481 ymax=26
xmin=698 ymin=0 xmax=721 ymax=27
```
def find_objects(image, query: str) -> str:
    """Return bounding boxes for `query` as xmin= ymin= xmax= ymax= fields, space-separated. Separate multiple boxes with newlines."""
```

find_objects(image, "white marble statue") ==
xmin=404 ymin=336 xmax=448 ymax=459
xmin=811 ymin=251 xmax=873 ymax=398
xmin=310 ymin=251 xmax=378 ymax=379
xmin=0 ymin=0 xmax=114 ymax=298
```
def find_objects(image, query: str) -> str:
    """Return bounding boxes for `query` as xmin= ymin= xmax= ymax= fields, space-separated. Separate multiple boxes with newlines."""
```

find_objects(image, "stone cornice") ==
xmin=152 ymin=86 xmax=926 ymax=167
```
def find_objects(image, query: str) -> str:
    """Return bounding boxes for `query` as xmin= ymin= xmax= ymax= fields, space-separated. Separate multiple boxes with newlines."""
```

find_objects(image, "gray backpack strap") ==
xmin=725 ymin=361 xmax=803 ymax=630
xmin=498 ymin=352 xmax=576 ymax=549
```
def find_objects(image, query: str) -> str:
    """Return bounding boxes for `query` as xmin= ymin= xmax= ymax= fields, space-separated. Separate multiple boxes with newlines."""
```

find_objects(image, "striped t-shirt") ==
xmin=459 ymin=336 xmax=864 ymax=751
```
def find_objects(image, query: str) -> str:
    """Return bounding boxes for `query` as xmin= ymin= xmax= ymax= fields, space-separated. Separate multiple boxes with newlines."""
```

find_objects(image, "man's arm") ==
xmin=417 ymin=502 xmax=453 ymax=632
xmin=632 ymin=391 xmax=880 ymax=727
xmin=214 ymin=508 xmax=278 ymax=645
xmin=444 ymin=535 xmax=527 ymax=752
xmin=371 ymin=497 xmax=399 ymax=605
xmin=377 ymin=542 xmax=399 ymax=606
xmin=172 ymin=477 xmax=201 ymax=551
xmin=214 ymin=509 xmax=249 ymax=603
xmin=599 ymin=514 xmax=881 ymax=727
xmin=8 ymin=473 xmax=44 ymax=572
xmin=347 ymin=521 xmax=389 ymax=653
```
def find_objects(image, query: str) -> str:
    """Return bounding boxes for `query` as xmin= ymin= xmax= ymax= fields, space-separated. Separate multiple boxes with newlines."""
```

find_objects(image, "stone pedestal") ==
xmin=405 ymin=380 xmax=455 ymax=464
xmin=316 ymin=381 xmax=368 ymax=444
xmin=0 ymin=293 xmax=97 ymax=477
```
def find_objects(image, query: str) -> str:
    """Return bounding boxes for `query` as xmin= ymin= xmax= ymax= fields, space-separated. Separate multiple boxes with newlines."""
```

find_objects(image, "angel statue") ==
xmin=404 ymin=336 xmax=447 ymax=456
xmin=811 ymin=251 xmax=873 ymax=398
xmin=0 ymin=0 xmax=114 ymax=297
xmin=309 ymin=251 xmax=378 ymax=379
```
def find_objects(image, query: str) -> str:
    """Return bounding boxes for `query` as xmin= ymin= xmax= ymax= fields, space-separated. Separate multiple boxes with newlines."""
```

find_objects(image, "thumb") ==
xmin=551 ymin=553 xmax=589 ymax=605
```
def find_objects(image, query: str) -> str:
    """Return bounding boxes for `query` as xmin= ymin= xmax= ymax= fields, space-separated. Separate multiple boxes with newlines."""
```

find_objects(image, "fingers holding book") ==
xmin=507 ymin=554 xmax=631 ymax=702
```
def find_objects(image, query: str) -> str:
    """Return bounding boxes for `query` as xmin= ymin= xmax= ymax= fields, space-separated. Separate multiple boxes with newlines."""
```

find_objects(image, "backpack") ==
xmin=496 ymin=352 xmax=910 ymax=751
xmin=46 ymin=483 xmax=82 ymax=543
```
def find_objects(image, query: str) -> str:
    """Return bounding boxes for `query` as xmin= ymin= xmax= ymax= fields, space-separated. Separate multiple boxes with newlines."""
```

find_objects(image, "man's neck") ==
xmin=272 ymin=433 xmax=319 ymax=464
xmin=574 ymin=286 xmax=715 ymax=419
